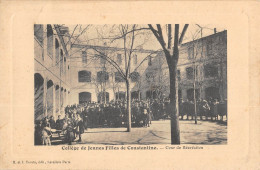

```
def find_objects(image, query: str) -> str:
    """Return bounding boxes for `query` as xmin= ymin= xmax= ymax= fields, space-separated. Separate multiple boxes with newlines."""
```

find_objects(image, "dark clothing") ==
xmin=49 ymin=119 xmax=56 ymax=129
xmin=56 ymin=119 xmax=63 ymax=130
xmin=76 ymin=119 xmax=84 ymax=134
xmin=65 ymin=123 xmax=75 ymax=145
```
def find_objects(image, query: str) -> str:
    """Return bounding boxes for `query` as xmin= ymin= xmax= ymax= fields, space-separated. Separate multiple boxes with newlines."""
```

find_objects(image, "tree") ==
xmin=189 ymin=26 xmax=204 ymax=124
xmin=148 ymin=24 xmax=189 ymax=144
xmin=80 ymin=24 xmax=156 ymax=132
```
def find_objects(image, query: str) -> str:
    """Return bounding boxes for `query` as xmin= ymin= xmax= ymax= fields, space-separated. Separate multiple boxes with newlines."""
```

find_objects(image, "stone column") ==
xmin=53 ymin=84 xmax=56 ymax=119
xmin=43 ymin=78 xmax=47 ymax=117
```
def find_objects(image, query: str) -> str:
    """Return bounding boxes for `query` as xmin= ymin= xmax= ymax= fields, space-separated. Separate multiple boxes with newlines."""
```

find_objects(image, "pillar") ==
xmin=53 ymin=84 xmax=56 ymax=119
xmin=43 ymin=78 xmax=47 ymax=117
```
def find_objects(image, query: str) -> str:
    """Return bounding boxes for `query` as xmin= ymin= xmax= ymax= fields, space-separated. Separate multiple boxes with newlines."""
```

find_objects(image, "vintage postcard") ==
xmin=0 ymin=1 xmax=259 ymax=169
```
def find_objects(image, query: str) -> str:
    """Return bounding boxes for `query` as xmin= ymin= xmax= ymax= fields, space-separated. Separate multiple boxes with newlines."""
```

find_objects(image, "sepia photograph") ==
xmin=1 ymin=0 xmax=259 ymax=169
xmin=34 ymin=24 xmax=227 ymax=146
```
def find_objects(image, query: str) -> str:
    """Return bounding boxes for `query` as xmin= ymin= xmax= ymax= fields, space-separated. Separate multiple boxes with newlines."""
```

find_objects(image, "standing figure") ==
xmin=49 ymin=116 xmax=56 ymax=129
xmin=65 ymin=120 xmax=75 ymax=145
xmin=56 ymin=115 xmax=63 ymax=137
xmin=35 ymin=121 xmax=43 ymax=145
xmin=75 ymin=114 xmax=84 ymax=142
xmin=42 ymin=120 xmax=52 ymax=145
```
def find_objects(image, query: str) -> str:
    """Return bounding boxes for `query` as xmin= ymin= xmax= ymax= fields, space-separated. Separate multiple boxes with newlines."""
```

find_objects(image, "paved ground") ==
xmin=52 ymin=120 xmax=227 ymax=145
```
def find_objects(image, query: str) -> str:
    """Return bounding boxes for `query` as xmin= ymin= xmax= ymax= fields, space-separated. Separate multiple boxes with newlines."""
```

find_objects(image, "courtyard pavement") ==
xmin=52 ymin=120 xmax=227 ymax=145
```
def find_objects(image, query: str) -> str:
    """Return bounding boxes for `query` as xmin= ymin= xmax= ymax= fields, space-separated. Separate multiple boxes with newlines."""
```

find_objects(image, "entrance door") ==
xmin=79 ymin=92 xmax=91 ymax=104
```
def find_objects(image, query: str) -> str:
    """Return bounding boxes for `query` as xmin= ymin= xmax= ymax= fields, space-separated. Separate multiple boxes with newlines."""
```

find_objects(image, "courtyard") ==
xmin=52 ymin=120 xmax=227 ymax=145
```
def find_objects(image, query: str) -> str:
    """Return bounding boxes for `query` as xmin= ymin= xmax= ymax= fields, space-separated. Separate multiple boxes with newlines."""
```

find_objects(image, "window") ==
xmin=207 ymin=39 xmax=213 ymax=55
xmin=34 ymin=24 xmax=44 ymax=45
xmin=78 ymin=71 xmax=91 ymax=82
xmin=187 ymin=89 xmax=200 ymax=101
xmin=134 ymin=54 xmax=137 ymax=65
xmin=204 ymin=64 xmax=218 ymax=78
xmin=188 ymin=47 xmax=194 ymax=59
xmin=64 ymin=57 xmax=66 ymax=75
xmin=117 ymin=54 xmax=122 ymax=64
xmin=79 ymin=92 xmax=91 ymax=104
xmin=82 ymin=51 xmax=87 ymax=64
xmin=177 ymin=70 xmax=181 ymax=81
xmin=60 ymin=50 xmax=64 ymax=73
xmin=97 ymin=71 xmax=109 ymax=83
xmin=47 ymin=25 xmax=53 ymax=58
xmin=146 ymin=72 xmax=154 ymax=82
xmin=100 ymin=56 xmax=106 ymax=65
xmin=115 ymin=72 xmax=124 ymax=82
xmin=186 ymin=67 xmax=193 ymax=79
xmin=130 ymin=72 xmax=140 ymax=82
xmin=186 ymin=67 xmax=198 ymax=79
xmin=148 ymin=56 xmax=152 ymax=66
xmin=55 ymin=39 xmax=60 ymax=65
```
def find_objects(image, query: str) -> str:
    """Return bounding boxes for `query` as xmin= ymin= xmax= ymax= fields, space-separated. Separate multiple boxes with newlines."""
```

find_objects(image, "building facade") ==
xmin=68 ymin=44 xmax=159 ymax=104
xmin=67 ymin=30 xmax=227 ymax=105
xmin=142 ymin=30 xmax=227 ymax=102
xmin=34 ymin=24 xmax=71 ymax=121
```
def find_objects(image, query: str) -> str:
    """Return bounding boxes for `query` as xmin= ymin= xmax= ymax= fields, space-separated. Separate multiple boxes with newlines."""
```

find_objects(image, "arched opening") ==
xmin=46 ymin=80 xmax=54 ymax=117
xmin=115 ymin=91 xmax=126 ymax=101
xmin=47 ymin=25 xmax=53 ymax=58
xmin=79 ymin=92 xmax=92 ymax=104
xmin=34 ymin=24 xmax=43 ymax=45
xmin=146 ymin=90 xmax=157 ymax=100
xmin=55 ymin=39 xmax=60 ymax=65
xmin=115 ymin=72 xmax=124 ymax=82
xmin=131 ymin=91 xmax=141 ymax=100
xmin=187 ymin=88 xmax=200 ymax=101
xmin=78 ymin=70 xmax=91 ymax=82
xmin=60 ymin=87 xmax=64 ymax=113
xmin=55 ymin=85 xmax=60 ymax=113
xmin=98 ymin=92 xmax=109 ymax=103
xmin=178 ymin=90 xmax=182 ymax=102
xmin=34 ymin=73 xmax=44 ymax=121
xmin=64 ymin=57 xmax=67 ymax=76
xmin=64 ymin=89 xmax=67 ymax=106
xmin=205 ymin=87 xmax=220 ymax=101
xmin=97 ymin=71 xmax=109 ymax=83
xmin=82 ymin=51 xmax=87 ymax=63
xmin=130 ymin=71 xmax=140 ymax=82
xmin=60 ymin=50 xmax=64 ymax=73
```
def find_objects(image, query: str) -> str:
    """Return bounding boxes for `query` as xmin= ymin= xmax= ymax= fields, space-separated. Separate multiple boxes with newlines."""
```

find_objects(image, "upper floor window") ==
xmin=82 ymin=51 xmax=87 ymax=64
xmin=55 ymin=39 xmax=60 ymax=65
xmin=188 ymin=46 xmax=194 ymax=59
xmin=64 ymin=57 xmax=67 ymax=75
xmin=148 ymin=56 xmax=152 ymax=66
xmin=204 ymin=64 xmax=218 ymax=78
xmin=47 ymin=25 xmax=53 ymax=58
xmin=97 ymin=71 xmax=109 ymax=83
xmin=177 ymin=70 xmax=181 ymax=81
xmin=34 ymin=24 xmax=44 ymax=45
xmin=146 ymin=72 xmax=154 ymax=82
xmin=117 ymin=54 xmax=122 ymax=64
xmin=186 ymin=67 xmax=194 ymax=79
xmin=115 ymin=72 xmax=124 ymax=82
xmin=130 ymin=71 xmax=140 ymax=82
xmin=133 ymin=54 xmax=137 ymax=65
xmin=78 ymin=71 xmax=91 ymax=82
xmin=207 ymin=39 xmax=213 ymax=55
xmin=60 ymin=50 xmax=64 ymax=73
xmin=186 ymin=66 xmax=198 ymax=79
xmin=100 ymin=55 xmax=106 ymax=65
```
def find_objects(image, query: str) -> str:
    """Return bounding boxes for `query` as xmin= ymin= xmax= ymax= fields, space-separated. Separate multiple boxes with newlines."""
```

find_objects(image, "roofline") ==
xmin=71 ymin=44 xmax=161 ymax=54
xmin=181 ymin=30 xmax=227 ymax=46
xmin=54 ymin=24 xmax=69 ymax=56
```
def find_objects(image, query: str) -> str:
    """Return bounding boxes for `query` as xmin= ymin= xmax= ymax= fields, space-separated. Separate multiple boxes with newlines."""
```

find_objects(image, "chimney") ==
xmin=214 ymin=28 xmax=217 ymax=34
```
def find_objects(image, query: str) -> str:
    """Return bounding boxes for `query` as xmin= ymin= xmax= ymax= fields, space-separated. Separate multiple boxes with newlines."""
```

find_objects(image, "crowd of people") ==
xmin=34 ymin=98 xmax=227 ymax=145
